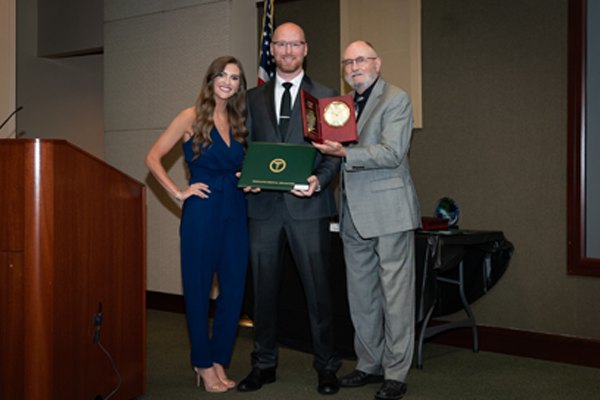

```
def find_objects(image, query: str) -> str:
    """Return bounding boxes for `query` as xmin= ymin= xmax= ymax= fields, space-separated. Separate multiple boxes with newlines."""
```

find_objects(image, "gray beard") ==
xmin=345 ymin=74 xmax=376 ymax=92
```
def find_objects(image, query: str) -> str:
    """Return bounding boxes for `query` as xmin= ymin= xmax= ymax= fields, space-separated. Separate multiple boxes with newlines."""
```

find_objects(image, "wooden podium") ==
xmin=0 ymin=139 xmax=146 ymax=400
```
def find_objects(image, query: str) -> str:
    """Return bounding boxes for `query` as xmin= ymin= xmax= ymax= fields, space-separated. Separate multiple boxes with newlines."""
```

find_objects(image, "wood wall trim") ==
xmin=147 ymin=291 xmax=600 ymax=369
xmin=147 ymin=291 xmax=187 ymax=314
xmin=567 ymin=0 xmax=600 ymax=275
xmin=427 ymin=321 xmax=600 ymax=369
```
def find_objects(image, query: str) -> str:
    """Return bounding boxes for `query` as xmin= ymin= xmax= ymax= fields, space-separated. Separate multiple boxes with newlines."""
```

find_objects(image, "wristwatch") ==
xmin=323 ymin=101 xmax=351 ymax=127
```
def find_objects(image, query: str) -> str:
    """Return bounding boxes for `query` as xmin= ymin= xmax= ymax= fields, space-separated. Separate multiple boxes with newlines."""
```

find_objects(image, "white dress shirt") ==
xmin=274 ymin=71 xmax=304 ymax=123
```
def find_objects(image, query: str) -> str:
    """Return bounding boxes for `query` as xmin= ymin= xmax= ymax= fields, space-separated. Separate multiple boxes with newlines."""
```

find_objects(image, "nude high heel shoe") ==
xmin=213 ymin=362 xmax=235 ymax=389
xmin=221 ymin=378 xmax=236 ymax=390
xmin=194 ymin=367 xmax=228 ymax=393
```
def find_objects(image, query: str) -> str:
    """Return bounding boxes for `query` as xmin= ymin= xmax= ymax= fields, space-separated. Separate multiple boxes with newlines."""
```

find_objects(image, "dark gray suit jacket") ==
xmin=245 ymin=75 xmax=341 ymax=220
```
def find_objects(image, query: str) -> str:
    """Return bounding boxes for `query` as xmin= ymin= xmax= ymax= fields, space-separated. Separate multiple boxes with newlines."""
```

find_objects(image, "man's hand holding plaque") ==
xmin=300 ymin=90 xmax=358 ymax=144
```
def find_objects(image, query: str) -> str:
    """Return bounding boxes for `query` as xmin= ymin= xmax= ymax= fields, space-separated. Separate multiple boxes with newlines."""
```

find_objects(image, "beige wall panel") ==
xmin=231 ymin=0 xmax=258 ymax=90
xmin=159 ymin=199 xmax=186 ymax=294
xmin=38 ymin=0 xmax=103 ymax=57
xmin=151 ymin=147 xmax=188 ymax=294
xmin=104 ymin=1 xmax=231 ymax=132
xmin=104 ymin=14 xmax=164 ymax=132
xmin=145 ymin=190 xmax=163 ymax=291
xmin=104 ymin=130 xmax=164 ymax=290
xmin=104 ymin=0 xmax=254 ymax=296
xmin=1 ymin=0 xmax=16 ymax=139
xmin=574 ymin=281 xmax=600 ymax=335
xmin=105 ymin=0 xmax=219 ymax=22
xmin=16 ymin=0 xmax=105 ymax=157
xmin=104 ymin=0 xmax=233 ymax=295
xmin=157 ymin=2 xmax=232 ymax=125
xmin=379 ymin=50 xmax=412 ymax=95
xmin=105 ymin=129 xmax=188 ymax=294
xmin=105 ymin=0 xmax=162 ymax=22
xmin=340 ymin=0 xmax=422 ymax=127
xmin=17 ymin=55 xmax=105 ymax=157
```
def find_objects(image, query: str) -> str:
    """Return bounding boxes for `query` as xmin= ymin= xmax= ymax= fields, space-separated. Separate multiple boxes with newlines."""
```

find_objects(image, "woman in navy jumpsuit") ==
xmin=145 ymin=56 xmax=248 ymax=393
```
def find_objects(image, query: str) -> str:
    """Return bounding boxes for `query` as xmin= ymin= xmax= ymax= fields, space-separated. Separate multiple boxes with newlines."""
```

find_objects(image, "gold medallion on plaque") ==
xmin=306 ymin=109 xmax=317 ymax=134
xmin=323 ymin=101 xmax=351 ymax=127
xmin=269 ymin=158 xmax=287 ymax=173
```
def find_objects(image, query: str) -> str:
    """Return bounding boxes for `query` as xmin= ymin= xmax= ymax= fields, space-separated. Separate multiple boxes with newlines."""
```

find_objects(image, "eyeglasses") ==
xmin=272 ymin=41 xmax=306 ymax=49
xmin=341 ymin=56 xmax=377 ymax=67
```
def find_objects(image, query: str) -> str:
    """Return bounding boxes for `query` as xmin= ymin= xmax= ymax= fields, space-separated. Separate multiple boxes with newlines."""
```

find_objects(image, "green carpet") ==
xmin=139 ymin=310 xmax=600 ymax=399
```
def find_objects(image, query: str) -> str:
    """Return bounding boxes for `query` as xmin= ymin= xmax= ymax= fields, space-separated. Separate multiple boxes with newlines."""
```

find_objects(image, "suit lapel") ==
xmin=263 ymin=80 xmax=280 ymax=139
xmin=281 ymin=75 xmax=312 ymax=142
xmin=357 ymin=78 xmax=386 ymax=135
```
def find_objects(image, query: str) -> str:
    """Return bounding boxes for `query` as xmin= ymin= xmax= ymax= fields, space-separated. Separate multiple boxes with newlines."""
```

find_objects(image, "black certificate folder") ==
xmin=238 ymin=142 xmax=316 ymax=191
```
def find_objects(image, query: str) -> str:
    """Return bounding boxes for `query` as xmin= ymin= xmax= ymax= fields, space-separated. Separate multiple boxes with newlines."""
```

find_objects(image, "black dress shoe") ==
xmin=375 ymin=380 xmax=407 ymax=400
xmin=317 ymin=369 xmax=340 ymax=395
xmin=338 ymin=369 xmax=384 ymax=388
xmin=236 ymin=366 xmax=276 ymax=392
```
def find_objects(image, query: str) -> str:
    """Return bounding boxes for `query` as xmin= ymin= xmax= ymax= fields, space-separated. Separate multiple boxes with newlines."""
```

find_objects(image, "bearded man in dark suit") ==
xmin=237 ymin=22 xmax=341 ymax=395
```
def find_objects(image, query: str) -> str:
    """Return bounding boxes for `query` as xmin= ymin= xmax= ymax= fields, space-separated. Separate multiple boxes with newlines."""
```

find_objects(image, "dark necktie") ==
xmin=355 ymin=95 xmax=365 ymax=121
xmin=279 ymin=82 xmax=293 ymax=134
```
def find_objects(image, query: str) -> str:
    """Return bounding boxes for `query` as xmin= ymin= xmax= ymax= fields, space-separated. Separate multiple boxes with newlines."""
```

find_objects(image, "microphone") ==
xmin=93 ymin=302 xmax=103 ymax=343
xmin=0 ymin=106 xmax=24 ymax=132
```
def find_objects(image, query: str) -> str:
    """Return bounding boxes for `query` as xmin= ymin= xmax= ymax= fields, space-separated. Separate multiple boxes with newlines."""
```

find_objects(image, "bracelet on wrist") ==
xmin=175 ymin=191 xmax=183 ymax=201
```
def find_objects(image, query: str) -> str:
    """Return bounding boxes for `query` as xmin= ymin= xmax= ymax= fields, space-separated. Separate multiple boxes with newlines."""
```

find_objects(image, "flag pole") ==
xmin=257 ymin=0 xmax=275 ymax=86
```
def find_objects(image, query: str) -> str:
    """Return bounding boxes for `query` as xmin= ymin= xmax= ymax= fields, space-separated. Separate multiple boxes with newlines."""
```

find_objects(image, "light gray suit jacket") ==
xmin=341 ymin=77 xmax=421 ymax=238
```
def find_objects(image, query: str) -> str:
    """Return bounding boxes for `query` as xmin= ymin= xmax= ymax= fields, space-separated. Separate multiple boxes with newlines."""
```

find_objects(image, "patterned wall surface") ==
xmin=104 ymin=0 xmax=232 ymax=294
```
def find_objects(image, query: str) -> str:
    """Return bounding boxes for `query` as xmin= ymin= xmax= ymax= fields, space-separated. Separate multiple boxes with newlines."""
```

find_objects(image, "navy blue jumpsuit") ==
xmin=180 ymin=127 xmax=248 ymax=368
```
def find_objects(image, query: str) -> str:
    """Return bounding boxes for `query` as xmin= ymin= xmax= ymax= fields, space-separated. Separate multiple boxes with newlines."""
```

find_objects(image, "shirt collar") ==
xmin=355 ymin=76 xmax=379 ymax=103
xmin=276 ymin=70 xmax=304 ymax=88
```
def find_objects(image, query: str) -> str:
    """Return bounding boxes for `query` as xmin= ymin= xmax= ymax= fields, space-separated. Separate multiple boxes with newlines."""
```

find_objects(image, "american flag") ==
xmin=258 ymin=0 xmax=275 ymax=86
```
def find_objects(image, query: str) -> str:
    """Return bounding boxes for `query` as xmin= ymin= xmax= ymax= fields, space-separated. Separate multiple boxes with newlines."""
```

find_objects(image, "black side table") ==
xmin=415 ymin=230 xmax=514 ymax=368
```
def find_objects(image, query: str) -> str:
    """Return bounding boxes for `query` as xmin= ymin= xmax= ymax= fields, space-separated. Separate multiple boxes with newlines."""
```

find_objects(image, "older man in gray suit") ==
xmin=313 ymin=40 xmax=421 ymax=400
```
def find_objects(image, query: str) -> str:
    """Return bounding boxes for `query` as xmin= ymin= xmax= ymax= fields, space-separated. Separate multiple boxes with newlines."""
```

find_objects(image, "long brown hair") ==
xmin=191 ymin=56 xmax=248 ymax=160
